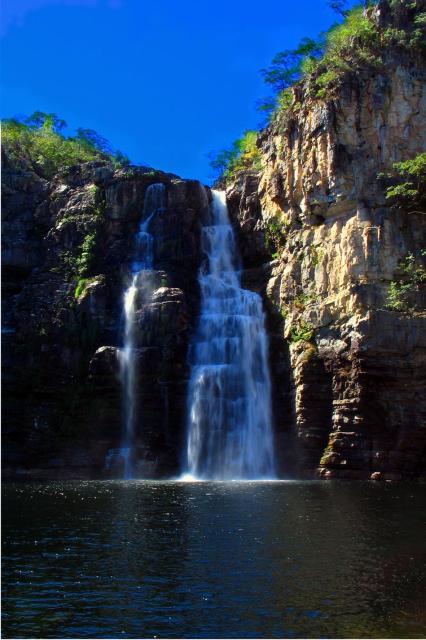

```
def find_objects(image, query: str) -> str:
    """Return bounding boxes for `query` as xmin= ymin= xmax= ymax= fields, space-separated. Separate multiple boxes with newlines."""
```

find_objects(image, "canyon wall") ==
xmin=227 ymin=6 xmax=426 ymax=479
xmin=2 ymin=0 xmax=425 ymax=480
xmin=2 ymin=155 xmax=208 ymax=478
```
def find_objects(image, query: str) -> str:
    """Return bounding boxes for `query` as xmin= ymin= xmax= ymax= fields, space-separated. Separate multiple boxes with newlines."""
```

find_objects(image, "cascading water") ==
xmin=183 ymin=190 xmax=276 ymax=480
xmin=119 ymin=183 xmax=166 ymax=478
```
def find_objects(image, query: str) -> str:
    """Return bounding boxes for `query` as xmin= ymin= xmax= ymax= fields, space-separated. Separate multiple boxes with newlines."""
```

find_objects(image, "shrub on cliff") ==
xmin=210 ymin=0 xmax=426 ymax=184
xmin=1 ymin=111 xmax=130 ymax=178
xmin=288 ymin=320 xmax=315 ymax=344
xmin=386 ymin=251 xmax=426 ymax=312
xmin=306 ymin=5 xmax=381 ymax=98
xmin=209 ymin=130 xmax=261 ymax=183
xmin=261 ymin=0 xmax=426 ymax=115
xmin=381 ymin=153 xmax=426 ymax=215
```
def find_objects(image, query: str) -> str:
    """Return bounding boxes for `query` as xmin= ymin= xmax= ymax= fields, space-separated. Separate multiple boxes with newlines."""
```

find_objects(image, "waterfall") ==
xmin=183 ymin=190 xmax=276 ymax=480
xmin=119 ymin=183 xmax=166 ymax=479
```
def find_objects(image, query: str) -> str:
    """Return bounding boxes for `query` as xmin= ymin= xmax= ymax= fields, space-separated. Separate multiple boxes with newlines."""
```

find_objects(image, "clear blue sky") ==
xmin=1 ymin=0 xmax=351 ymax=184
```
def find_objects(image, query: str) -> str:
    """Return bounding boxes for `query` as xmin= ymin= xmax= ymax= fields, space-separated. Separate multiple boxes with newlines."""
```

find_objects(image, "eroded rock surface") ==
xmin=227 ymin=4 xmax=426 ymax=479
xmin=2 ymin=1 xmax=425 ymax=480
xmin=2 ymin=157 xmax=208 ymax=478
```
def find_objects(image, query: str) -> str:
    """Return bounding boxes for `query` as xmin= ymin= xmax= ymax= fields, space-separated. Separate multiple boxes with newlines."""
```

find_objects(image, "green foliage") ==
xmin=25 ymin=111 xmax=67 ymax=132
xmin=386 ymin=251 xmax=426 ymax=312
xmin=87 ymin=184 xmax=99 ymax=202
xmin=209 ymin=130 xmax=261 ymax=182
xmin=258 ymin=5 xmax=380 ymax=113
xmin=258 ymin=37 xmax=323 ymax=119
xmin=208 ymin=146 xmax=239 ymax=179
xmin=288 ymin=320 xmax=315 ymax=344
xmin=294 ymin=290 xmax=318 ymax=311
xmin=56 ymin=250 xmax=78 ymax=276
xmin=260 ymin=37 xmax=323 ymax=93
xmin=74 ymin=276 xmax=100 ymax=300
xmin=276 ymin=88 xmax=294 ymax=111
xmin=310 ymin=6 xmax=380 ymax=97
xmin=74 ymin=278 xmax=90 ymax=300
xmin=327 ymin=0 xmax=350 ymax=16
xmin=382 ymin=153 xmax=426 ymax=214
xmin=2 ymin=111 xmax=130 ymax=178
xmin=310 ymin=246 xmax=325 ymax=267
xmin=112 ymin=150 xmax=131 ymax=168
xmin=76 ymin=232 xmax=97 ymax=278
xmin=74 ymin=127 xmax=112 ymax=154
xmin=53 ymin=228 xmax=99 ymax=283
xmin=210 ymin=0 xmax=426 ymax=183
xmin=262 ymin=0 xmax=425 ymax=111
xmin=263 ymin=216 xmax=287 ymax=255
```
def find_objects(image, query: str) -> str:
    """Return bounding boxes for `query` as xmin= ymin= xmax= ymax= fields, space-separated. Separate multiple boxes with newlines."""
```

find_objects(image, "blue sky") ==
xmin=2 ymin=0 xmax=349 ymax=184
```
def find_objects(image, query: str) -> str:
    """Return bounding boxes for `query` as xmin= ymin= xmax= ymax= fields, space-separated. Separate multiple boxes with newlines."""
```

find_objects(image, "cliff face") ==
xmin=2 ymin=2 xmax=426 ymax=481
xmin=2 ymin=155 xmax=208 ymax=478
xmin=227 ymin=5 xmax=426 ymax=479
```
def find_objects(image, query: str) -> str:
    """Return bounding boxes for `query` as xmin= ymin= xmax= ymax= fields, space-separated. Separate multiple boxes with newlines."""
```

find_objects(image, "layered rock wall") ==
xmin=227 ymin=13 xmax=426 ymax=479
xmin=2 ymin=1 xmax=425 ymax=480
xmin=2 ymin=156 xmax=208 ymax=478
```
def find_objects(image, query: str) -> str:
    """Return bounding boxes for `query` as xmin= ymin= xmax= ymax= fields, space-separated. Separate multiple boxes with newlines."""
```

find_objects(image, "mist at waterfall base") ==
xmin=3 ymin=480 xmax=426 ymax=638
xmin=184 ymin=190 xmax=275 ymax=480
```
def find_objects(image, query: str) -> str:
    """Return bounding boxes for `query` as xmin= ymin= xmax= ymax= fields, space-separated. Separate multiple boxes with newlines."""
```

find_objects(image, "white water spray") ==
xmin=183 ymin=190 xmax=275 ymax=480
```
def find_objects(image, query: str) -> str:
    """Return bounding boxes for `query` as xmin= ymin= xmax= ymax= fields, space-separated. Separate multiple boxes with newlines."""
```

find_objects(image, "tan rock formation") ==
xmin=227 ymin=8 xmax=426 ymax=479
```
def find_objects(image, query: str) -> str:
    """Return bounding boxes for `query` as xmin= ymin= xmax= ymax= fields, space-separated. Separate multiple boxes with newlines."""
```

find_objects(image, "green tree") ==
xmin=2 ymin=112 xmax=132 ymax=177
xmin=260 ymin=37 xmax=323 ymax=93
xmin=74 ymin=127 xmax=112 ymax=154
xmin=327 ymin=0 xmax=350 ymax=16
xmin=258 ymin=37 xmax=323 ymax=118
xmin=25 ymin=111 xmax=67 ymax=133
xmin=386 ymin=251 xmax=426 ymax=312
xmin=208 ymin=131 xmax=260 ymax=182
xmin=383 ymin=153 xmax=426 ymax=215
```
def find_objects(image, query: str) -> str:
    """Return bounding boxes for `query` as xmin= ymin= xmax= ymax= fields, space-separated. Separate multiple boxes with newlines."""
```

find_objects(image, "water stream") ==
xmin=183 ymin=190 xmax=275 ymax=480
xmin=118 ymin=183 xmax=166 ymax=478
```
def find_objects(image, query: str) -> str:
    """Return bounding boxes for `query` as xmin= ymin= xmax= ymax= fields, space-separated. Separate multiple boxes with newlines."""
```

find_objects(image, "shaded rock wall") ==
xmin=2 ymin=155 xmax=209 ymax=478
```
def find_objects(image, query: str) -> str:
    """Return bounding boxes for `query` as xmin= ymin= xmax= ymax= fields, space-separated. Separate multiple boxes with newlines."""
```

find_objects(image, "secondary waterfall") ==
xmin=183 ymin=190 xmax=275 ymax=480
xmin=119 ymin=183 xmax=166 ymax=478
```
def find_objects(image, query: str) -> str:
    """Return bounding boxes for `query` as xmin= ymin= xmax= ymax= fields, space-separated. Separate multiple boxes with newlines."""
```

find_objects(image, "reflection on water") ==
xmin=2 ymin=481 xmax=426 ymax=638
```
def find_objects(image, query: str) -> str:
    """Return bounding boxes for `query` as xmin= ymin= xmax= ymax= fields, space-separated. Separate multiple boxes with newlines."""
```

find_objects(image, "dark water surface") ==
xmin=2 ymin=480 xmax=426 ymax=638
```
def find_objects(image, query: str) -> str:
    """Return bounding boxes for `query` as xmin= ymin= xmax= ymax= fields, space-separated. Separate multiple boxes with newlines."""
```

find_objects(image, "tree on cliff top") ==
xmin=382 ymin=153 xmax=426 ymax=215
xmin=209 ymin=131 xmax=261 ymax=183
xmin=210 ymin=0 xmax=426 ymax=184
xmin=2 ymin=111 xmax=130 ymax=178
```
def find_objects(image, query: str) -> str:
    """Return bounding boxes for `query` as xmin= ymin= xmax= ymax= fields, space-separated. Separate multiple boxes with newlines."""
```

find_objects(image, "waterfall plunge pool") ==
xmin=2 ymin=480 xmax=426 ymax=639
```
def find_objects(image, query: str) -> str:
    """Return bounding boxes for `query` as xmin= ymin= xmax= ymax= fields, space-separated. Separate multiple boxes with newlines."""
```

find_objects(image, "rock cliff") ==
xmin=2 ymin=0 xmax=425 ymax=480
xmin=2 ymin=154 xmax=208 ymax=478
xmin=227 ymin=0 xmax=426 ymax=479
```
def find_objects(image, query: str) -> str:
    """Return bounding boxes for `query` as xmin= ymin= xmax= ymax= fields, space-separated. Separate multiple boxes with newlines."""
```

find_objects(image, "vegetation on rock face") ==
xmin=304 ymin=5 xmax=380 ymax=99
xmin=209 ymin=130 xmax=261 ymax=183
xmin=257 ymin=37 xmax=323 ymax=115
xmin=386 ymin=250 xmax=426 ymax=312
xmin=262 ymin=0 xmax=425 ymax=116
xmin=1 ymin=111 xmax=130 ymax=178
xmin=288 ymin=320 xmax=315 ymax=344
xmin=263 ymin=216 xmax=288 ymax=258
xmin=380 ymin=152 xmax=426 ymax=215
xmin=75 ymin=232 xmax=98 ymax=278
xmin=210 ymin=0 xmax=426 ymax=183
